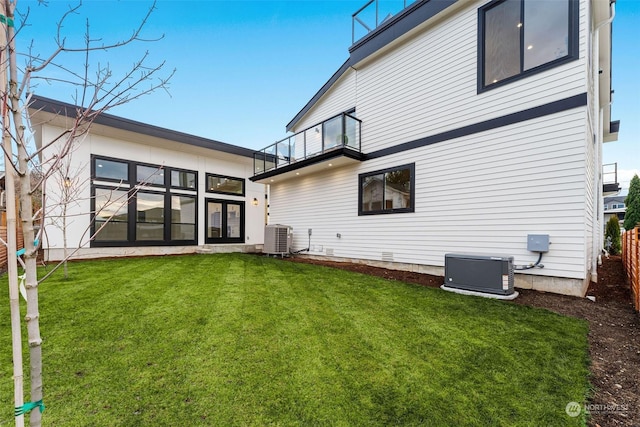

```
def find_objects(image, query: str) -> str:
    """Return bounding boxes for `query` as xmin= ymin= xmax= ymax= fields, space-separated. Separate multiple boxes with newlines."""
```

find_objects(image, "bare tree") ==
xmin=0 ymin=1 xmax=173 ymax=425
xmin=45 ymin=148 xmax=86 ymax=278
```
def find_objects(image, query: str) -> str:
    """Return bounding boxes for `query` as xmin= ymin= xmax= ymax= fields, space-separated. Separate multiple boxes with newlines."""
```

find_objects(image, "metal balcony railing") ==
xmin=603 ymin=162 xmax=621 ymax=194
xmin=253 ymin=112 xmax=362 ymax=176
xmin=603 ymin=163 xmax=618 ymax=186
xmin=352 ymin=0 xmax=418 ymax=44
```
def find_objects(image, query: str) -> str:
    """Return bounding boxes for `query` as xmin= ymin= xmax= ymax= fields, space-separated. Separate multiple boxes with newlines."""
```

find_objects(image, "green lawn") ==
xmin=1 ymin=253 xmax=590 ymax=426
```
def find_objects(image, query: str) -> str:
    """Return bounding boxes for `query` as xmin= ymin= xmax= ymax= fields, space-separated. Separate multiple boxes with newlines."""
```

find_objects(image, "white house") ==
xmin=29 ymin=96 xmax=266 ymax=261
xmin=251 ymin=0 xmax=619 ymax=296
xmin=604 ymin=195 xmax=626 ymax=231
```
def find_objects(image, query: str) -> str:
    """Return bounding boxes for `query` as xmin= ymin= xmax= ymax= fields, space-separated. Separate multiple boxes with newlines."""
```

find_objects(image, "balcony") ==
xmin=603 ymin=162 xmax=621 ymax=195
xmin=252 ymin=112 xmax=364 ymax=183
xmin=352 ymin=0 xmax=418 ymax=44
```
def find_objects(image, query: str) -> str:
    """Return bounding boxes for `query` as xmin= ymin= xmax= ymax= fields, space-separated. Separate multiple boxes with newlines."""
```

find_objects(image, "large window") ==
xmin=478 ymin=0 xmax=577 ymax=91
xmin=359 ymin=164 xmax=415 ymax=215
xmin=91 ymin=155 xmax=197 ymax=246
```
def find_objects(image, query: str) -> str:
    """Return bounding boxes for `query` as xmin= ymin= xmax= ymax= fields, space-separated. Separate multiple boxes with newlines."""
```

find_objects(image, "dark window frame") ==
xmin=134 ymin=190 xmax=168 ymax=243
xmin=170 ymin=167 xmax=198 ymax=190
xmin=205 ymin=198 xmax=245 ymax=244
xmin=92 ymin=155 xmax=132 ymax=184
xmin=90 ymin=156 xmax=198 ymax=247
xmin=206 ymin=173 xmax=245 ymax=196
xmin=170 ymin=194 xmax=198 ymax=242
xmin=135 ymin=161 xmax=167 ymax=188
xmin=358 ymin=163 xmax=415 ymax=216
xmin=91 ymin=185 xmax=132 ymax=244
xmin=477 ymin=0 xmax=579 ymax=93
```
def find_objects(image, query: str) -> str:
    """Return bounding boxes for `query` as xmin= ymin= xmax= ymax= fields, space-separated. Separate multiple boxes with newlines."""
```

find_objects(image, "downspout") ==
xmin=591 ymin=0 xmax=616 ymax=281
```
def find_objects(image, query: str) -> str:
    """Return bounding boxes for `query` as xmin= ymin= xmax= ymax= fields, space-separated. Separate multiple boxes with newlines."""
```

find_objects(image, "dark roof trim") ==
xmin=286 ymin=0 xmax=457 ymax=132
xmin=29 ymin=95 xmax=256 ymax=158
xmin=365 ymin=93 xmax=588 ymax=159
xmin=249 ymin=147 xmax=364 ymax=182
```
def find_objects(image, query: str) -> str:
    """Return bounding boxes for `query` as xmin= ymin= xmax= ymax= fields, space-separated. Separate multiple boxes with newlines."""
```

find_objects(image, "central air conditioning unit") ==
xmin=443 ymin=254 xmax=515 ymax=296
xmin=263 ymin=224 xmax=293 ymax=256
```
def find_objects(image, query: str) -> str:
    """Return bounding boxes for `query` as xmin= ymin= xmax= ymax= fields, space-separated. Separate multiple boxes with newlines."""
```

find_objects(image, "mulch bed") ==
xmin=285 ymin=255 xmax=639 ymax=427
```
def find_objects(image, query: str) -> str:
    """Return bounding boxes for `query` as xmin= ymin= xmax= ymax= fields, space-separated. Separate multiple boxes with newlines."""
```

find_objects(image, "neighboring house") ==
xmin=604 ymin=195 xmax=626 ymax=231
xmin=29 ymin=96 xmax=266 ymax=262
xmin=251 ymin=0 xmax=619 ymax=296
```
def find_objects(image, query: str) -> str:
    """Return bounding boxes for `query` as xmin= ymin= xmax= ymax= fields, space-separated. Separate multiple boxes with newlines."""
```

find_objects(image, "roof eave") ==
xmin=27 ymin=95 xmax=256 ymax=158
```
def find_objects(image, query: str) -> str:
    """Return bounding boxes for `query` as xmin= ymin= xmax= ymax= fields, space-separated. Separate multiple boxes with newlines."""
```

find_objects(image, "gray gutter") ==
xmin=29 ymin=95 xmax=256 ymax=158
xmin=286 ymin=0 xmax=457 ymax=132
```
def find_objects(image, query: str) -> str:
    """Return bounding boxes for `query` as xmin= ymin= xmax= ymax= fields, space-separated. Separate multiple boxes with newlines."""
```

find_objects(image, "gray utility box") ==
xmin=444 ymin=254 xmax=515 ymax=296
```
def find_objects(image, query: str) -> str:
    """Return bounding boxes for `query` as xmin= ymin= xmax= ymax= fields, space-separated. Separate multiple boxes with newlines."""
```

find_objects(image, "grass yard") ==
xmin=1 ymin=253 xmax=590 ymax=426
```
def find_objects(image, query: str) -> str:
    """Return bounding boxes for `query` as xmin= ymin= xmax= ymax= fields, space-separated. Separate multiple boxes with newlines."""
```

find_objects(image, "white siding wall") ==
xmin=295 ymin=0 xmax=589 ymax=153
xmin=41 ymin=124 xmax=265 ymax=258
xmin=271 ymin=108 xmax=589 ymax=280
xmin=292 ymin=69 xmax=356 ymax=131
xmin=273 ymin=0 xmax=595 ymax=288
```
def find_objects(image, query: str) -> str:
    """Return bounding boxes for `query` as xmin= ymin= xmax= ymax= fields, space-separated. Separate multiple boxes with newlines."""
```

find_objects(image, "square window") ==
xmin=359 ymin=164 xmax=415 ymax=215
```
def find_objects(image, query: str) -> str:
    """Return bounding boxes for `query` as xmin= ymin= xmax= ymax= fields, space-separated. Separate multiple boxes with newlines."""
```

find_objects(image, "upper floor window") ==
xmin=359 ymin=164 xmax=415 ymax=216
xmin=478 ymin=0 xmax=578 ymax=91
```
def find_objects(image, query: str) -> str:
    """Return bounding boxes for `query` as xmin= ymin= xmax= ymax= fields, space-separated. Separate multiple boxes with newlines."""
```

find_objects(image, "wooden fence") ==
xmin=622 ymin=226 xmax=640 ymax=312
xmin=0 ymin=225 xmax=25 ymax=271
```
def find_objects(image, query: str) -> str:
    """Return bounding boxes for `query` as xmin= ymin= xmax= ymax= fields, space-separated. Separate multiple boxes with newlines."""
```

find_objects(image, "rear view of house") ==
xmin=30 ymin=97 xmax=266 ymax=261
xmin=252 ymin=0 xmax=619 ymax=296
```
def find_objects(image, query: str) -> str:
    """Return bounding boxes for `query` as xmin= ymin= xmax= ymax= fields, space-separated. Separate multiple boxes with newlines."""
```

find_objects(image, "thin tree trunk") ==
xmin=0 ymin=1 xmax=25 ymax=425
xmin=63 ymin=204 xmax=68 ymax=278
xmin=6 ymin=2 xmax=43 ymax=425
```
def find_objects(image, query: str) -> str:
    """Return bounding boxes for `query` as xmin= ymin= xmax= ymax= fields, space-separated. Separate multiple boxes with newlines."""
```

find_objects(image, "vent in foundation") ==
xmin=381 ymin=252 xmax=394 ymax=262
xmin=325 ymin=248 xmax=334 ymax=256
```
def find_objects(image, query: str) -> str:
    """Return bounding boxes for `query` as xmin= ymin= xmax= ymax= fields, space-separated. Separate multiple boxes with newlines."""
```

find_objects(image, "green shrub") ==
xmin=624 ymin=174 xmax=640 ymax=231
xmin=605 ymin=215 xmax=622 ymax=255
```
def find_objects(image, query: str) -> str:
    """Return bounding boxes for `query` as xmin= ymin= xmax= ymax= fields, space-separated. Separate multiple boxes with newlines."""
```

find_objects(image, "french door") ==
xmin=205 ymin=199 xmax=244 ymax=243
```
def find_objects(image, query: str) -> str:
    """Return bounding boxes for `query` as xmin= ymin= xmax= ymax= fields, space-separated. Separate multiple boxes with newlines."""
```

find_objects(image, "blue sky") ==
xmin=18 ymin=0 xmax=639 ymax=189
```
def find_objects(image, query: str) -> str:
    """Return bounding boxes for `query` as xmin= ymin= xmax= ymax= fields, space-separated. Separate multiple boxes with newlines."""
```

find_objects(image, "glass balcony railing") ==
xmin=352 ymin=0 xmax=418 ymax=44
xmin=253 ymin=112 xmax=362 ymax=176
